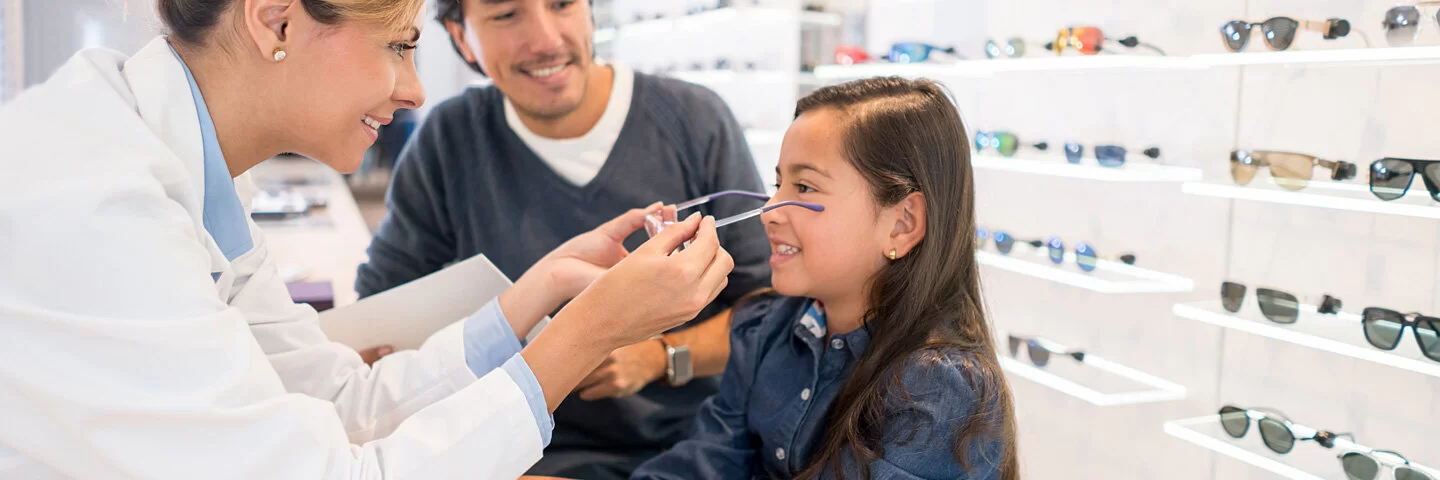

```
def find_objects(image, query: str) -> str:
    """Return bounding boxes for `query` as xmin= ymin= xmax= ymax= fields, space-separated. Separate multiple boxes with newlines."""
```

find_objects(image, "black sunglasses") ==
xmin=1368 ymin=158 xmax=1440 ymax=202
xmin=1360 ymin=308 xmax=1440 ymax=363
xmin=1007 ymin=335 xmax=1085 ymax=367
xmin=1221 ymin=17 xmax=1353 ymax=51
xmin=1218 ymin=406 xmax=1352 ymax=454
xmin=1221 ymin=282 xmax=1343 ymax=324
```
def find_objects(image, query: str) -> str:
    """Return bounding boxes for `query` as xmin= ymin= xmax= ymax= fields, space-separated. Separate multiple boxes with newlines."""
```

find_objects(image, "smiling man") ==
xmin=352 ymin=0 xmax=772 ymax=478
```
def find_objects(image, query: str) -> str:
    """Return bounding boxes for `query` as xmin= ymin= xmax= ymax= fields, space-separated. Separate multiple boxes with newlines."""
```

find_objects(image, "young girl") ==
xmin=630 ymin=77 xmax=1019 ymax=479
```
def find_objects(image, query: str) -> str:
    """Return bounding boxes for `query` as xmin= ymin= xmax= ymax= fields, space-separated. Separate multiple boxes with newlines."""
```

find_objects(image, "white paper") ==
xmin=318 ymin=254 xmax=548 ymax=350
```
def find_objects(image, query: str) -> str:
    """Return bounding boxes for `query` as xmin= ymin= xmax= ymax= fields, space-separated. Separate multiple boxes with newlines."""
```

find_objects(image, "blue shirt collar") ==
xmin=792 ymin=299 xmax=870 ymax=359
xmin=168 ymin=42 xmax=253 ymax=262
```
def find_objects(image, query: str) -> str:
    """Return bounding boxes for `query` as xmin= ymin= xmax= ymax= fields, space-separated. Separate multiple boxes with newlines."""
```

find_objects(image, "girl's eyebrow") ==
xmin=785 ymin=162 xmax=832 ymax=179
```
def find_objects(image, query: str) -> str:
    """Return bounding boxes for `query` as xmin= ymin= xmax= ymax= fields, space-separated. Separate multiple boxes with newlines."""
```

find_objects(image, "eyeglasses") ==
xmin=1220 ymin=282 xmax=1343 ymax=324
xmin=1359 ymin=308 xmax=1440 ymax=363
xmin=976 ymin=228 xmax=1135 ymax=272
xmin=1367 ymin=158 xmax=1440 ymax=202
xmin=644 ymin=191 xmax=824 ymax=240
xmin=1218 ymin=406 xmax=1353 ymax=454
xmin=1064 ymin=143 xmax=1161 ymax=168
xmin=1007 ymin=335 xmax=1085 ymax=367
xmin=1047 ymin=27 xmax=1167 ymax=56
xmin=1230 ymin=150 xmax=1358 ymax=191
xmin=887 ymin=42 xmax=960 ymax=63
xmin=1341 ymin=449 xmax=1438 ymax=480
xmin=1383 ymin=2 xmax=1440 ymax=46
xmin=1221 ymin=17 xmax=1354 ymax=51
xmin=975 ymin=131 xmax=1048 ymax=158
xmin=984 ymin=38 xmax=1028 ymax=58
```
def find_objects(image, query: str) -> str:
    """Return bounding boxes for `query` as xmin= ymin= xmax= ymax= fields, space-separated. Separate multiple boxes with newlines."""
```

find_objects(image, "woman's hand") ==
xmin=563 ymin=213 xmax=734 ymax=350
xmin=522 ymin=213 xmax=734 ymax=411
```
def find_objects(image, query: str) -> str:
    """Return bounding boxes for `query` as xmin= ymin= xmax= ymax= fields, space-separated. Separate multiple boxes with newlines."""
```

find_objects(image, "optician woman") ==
xmin=0 ymin=0 xmax=733 ymax=478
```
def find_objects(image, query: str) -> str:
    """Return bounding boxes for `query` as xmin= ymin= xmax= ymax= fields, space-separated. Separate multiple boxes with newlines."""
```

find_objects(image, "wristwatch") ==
xmin=659 ymin=336 xmax=693 ymax=386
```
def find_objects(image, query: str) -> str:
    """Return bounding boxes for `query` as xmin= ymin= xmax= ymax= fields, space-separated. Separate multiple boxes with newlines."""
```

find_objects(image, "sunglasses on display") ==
xmin=1383 ymin=2 xmax=1440 ymax=46
xmin=1047 ymin=26 xmax=1168 ymax=56
xmin=1063 ymin=143 xmax=1161 ymax=167
xmin=974 ymin=131 xmax=1049 ymax=157
xmin=976 ymin=228 xmax=1136 ymax=272
xmin=644 ymin=191 xmax=825 ymax=241
xmin=1007 ymin=335 xmax=1086 ymax=367
xmin=1341 ymin=449 xmax=1438 ymax=480
xmin=1359 ymin=308 xmax=1440 ymax=363
xmin=1220 ymin=17 xmax=1355 ymax=51
xmin=984 ymin=38 xmax=1029 ymax=58
xmin=1220 ymin=281 xmax=1343 ymax=324
xmin=1218 ymin=406 xmax=1353 ymax=455
xmin=1229 ymin=150 xmax=1359 ymax=191
xmin=1368 ymin=158 xmax=1440 ymax=202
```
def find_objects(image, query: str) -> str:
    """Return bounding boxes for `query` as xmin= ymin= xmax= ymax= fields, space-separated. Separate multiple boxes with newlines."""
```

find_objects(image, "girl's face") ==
xmin=763 ymin=108 xmax=892 ymax=302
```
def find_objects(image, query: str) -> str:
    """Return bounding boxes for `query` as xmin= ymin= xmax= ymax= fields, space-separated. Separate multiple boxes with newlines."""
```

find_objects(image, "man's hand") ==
xmin=575 ymin=339 xmax=668 ymax=401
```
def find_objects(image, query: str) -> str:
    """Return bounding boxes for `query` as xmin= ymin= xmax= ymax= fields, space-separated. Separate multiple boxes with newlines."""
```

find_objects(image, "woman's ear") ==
xmin=242 ymin=0 xmax=296 ymax=59
xmin=887 ymin=192 xmax=927 ymax=259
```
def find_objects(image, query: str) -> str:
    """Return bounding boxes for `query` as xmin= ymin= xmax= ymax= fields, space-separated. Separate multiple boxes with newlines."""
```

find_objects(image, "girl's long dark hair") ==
xmin=791 ymin=77 xmax=1019 ymax=480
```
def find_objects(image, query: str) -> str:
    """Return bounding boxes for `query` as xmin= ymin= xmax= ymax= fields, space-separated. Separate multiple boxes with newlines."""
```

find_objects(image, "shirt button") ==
xmin=800 ymin=388 xmax=811 ymax=401
xmin=775 ymin=448 xmax=786 ymax=460
xmin=830 ymin=338 xmax=845 ymax=350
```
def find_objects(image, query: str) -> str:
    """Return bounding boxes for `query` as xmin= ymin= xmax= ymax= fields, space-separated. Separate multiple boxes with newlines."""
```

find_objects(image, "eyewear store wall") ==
xmin=605 ymin=0 xmax=1440 ymax=478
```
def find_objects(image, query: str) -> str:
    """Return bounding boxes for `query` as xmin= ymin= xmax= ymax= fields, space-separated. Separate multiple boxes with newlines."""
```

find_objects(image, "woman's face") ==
xmin=280 ymin=14 xmax=426 ymax=172
xmin=763 ymin=108 xmax=890 ymax=302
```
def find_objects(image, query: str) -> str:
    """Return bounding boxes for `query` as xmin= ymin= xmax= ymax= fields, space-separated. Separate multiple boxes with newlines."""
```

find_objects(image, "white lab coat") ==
xmin=0 ymin=38 xmax=544 ymax=479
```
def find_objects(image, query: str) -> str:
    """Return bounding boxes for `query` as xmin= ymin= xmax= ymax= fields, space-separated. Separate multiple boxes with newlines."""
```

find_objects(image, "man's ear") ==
xmin=887 ymin=192 xmax=927 ymax=259
xmin=240 ymin=0 xmax=295 ymax=59
xmin=444 ymin=19 xmax=478 ymax=64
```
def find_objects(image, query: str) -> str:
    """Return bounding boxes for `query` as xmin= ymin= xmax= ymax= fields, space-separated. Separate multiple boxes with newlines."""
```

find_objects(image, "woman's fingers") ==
xmin=634 ymin=213 xmax=701 ymax=256
xmin=596 ymin=202 xmax=663 ymax=241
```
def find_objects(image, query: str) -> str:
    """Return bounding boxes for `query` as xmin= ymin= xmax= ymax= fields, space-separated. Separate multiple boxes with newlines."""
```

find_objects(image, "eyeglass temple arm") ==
xmin=1299 ymin=19 xmax=1373 ymax=47
xmin=1314 ymin=159 xmax=1358 ymax=180
xmin=1111 ymin=36 xmax=1167 ymax=56
xmin=713 ymin=201 xmax=824 ymax=228
xmin=675 ymin=190 xmax=771 ymax=210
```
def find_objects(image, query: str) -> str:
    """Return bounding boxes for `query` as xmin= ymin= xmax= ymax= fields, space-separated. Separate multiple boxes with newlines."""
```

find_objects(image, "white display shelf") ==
xmin=971 ymin=155 xmax=1202 ymax=182
xmin=608 ymin=7 xmax=804 ymax=42
xmin=669 ymin=70 xmax=794 ymax=86
xmin=1164 ymin=414 xmax=1440 ymax=480
xmin=812 ymin=56 xmax=1194 ymax=80
xmin=1182 ymin=181 xmax=1440 ymax=219
xmin=976 ymin=250 xmax=1195 ymax=294
xmin=999 ymin=352 xmax=1187 ymax=406
xmin=1191 ymin=45 xmax=1440 ymax=68
xmin=1173 ymin=302 xmax=1440 ymax=379
xmin=799 ymin=11 xmax=843 ymax=27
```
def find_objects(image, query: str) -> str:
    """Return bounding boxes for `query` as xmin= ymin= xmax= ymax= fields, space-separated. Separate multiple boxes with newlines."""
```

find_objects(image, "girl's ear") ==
xmin=887 ymin=192 xmax=926 ymax=259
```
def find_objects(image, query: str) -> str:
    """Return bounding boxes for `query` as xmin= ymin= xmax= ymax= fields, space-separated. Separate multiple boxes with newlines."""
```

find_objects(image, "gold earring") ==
xmin=272 ymin=48 xmax=287 ymax=62
xmin=887 ymin=249 xmax=898 ymax=260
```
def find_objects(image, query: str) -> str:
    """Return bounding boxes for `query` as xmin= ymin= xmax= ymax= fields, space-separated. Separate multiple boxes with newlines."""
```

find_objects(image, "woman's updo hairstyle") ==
xmin=158 ymin=0 xmax=424 ymax=46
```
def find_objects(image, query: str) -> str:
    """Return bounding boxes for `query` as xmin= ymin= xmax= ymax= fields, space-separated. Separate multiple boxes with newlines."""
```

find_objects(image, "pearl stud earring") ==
xmin=272 ymin=48 xmax=287 ymax=62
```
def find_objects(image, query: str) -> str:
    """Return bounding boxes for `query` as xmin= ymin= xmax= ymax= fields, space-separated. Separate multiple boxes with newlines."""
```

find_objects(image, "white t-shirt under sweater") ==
xmin=503 ymin=62 xmax=634 ymax=187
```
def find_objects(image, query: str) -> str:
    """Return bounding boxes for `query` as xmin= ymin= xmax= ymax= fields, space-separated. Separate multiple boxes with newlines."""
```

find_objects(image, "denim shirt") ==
xmin=632 ymin=295 xmax=1004 ymax=480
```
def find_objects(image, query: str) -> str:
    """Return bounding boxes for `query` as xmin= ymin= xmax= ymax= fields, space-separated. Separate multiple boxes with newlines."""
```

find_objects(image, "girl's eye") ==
xmin=553 ymin=0 xmax=576 ymax=10
xmin=493 ymin=10 xmax=517 ymax=21
xmin=795 ymin=183 xmax=815 ymax=194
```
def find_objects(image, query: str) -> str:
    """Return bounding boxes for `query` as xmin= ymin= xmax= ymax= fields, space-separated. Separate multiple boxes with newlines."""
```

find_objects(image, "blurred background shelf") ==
xmin=1000 ymin=353 xmax=1187 ymax=407
xmin=1182 ymin=182 xmax=1440 ymax=219
xmin=972 ymin=155 xmax=1202 ymax=182
xmin=977 ymin=250 xmax=1195 ymax=294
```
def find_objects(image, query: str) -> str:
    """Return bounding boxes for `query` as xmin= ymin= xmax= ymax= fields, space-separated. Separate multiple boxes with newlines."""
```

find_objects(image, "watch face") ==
xmin=668 ymin=345 xmax=694 ymax=386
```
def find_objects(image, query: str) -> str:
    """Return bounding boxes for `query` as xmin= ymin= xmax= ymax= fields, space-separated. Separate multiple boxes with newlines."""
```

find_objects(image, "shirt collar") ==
xmin=791 ymin=299 xmax=871 ymax=360
xmin=168 ymin=41 xmax=253 ymax=262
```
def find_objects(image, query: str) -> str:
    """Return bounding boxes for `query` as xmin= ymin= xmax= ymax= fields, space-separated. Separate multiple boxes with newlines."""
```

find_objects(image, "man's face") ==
xmin=450 ymin=0 xmax=595 ymax=119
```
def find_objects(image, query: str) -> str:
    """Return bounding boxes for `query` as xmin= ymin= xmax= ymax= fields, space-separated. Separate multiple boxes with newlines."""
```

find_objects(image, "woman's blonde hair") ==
xmin=159 ymin=0 xmax=425 ymax=46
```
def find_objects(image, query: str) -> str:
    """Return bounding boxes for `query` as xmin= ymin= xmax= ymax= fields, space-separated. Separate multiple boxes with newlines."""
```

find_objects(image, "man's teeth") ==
xmin=363 ymin=117 xmax=381 ymax=129
xmin=777 ymin=244 xmax=801 ymax=255
xmin=528 ymin=64 xmax=566 ymax=78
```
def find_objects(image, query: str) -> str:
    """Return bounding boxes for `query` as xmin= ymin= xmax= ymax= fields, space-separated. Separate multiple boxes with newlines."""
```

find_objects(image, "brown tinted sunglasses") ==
xmin=1230 ymin=150 xmax=1358 ymax=191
